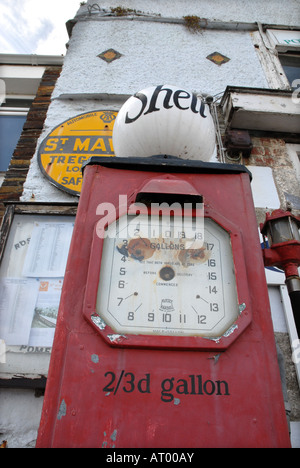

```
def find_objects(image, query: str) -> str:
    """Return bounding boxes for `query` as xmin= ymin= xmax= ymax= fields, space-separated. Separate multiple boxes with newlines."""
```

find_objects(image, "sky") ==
xmin=0 ymin=0 xmax=81 ymax=56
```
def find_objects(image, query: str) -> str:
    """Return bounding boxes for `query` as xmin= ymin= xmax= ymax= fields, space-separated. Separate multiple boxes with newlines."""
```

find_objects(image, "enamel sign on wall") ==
xmin=38 ymin=110 xmax=117 ymax=196
xmin=112 ymin=85 xmax=216 ymax=161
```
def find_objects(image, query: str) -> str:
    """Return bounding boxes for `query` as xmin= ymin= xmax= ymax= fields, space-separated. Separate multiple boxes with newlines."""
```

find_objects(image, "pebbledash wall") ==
xmin=1 ymin=0 xmax=300 ymax=447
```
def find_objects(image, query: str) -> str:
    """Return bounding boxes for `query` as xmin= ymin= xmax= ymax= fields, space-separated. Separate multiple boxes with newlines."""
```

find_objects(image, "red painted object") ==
xmin=36 ymin=157 xmax=291 ymax=448
xmin=261 ymin=209 xmax=300 ymax=278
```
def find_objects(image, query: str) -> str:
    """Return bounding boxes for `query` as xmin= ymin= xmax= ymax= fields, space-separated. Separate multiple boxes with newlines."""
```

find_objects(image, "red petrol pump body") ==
xmin=36 ymin=156 xmax=291 ymax=448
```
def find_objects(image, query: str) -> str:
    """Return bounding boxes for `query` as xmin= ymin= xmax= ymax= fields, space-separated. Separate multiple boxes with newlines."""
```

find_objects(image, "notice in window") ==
xmin=0 ymin=278 xmax=40 ymax=345
xmin=22 ymin=222 xmax=73 ymax=277
xmin=28 ymin=278 xmax=63 ymax=347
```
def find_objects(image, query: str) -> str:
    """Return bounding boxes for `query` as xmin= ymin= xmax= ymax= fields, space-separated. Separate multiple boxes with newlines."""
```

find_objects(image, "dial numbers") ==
xmin=96 ymin=215 xmax=239 ymax=338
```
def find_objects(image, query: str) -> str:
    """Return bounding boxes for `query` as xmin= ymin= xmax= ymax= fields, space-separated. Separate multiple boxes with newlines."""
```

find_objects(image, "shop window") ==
xmin=0 ymin=114 xmax=27 ymax=171
xmin=0 ymin=205 xmax=76 ymax=386
xmin=0 ymin=98 xmax=31 ymax=177
xmin=278 ymin=53 xmax=300 ymax=89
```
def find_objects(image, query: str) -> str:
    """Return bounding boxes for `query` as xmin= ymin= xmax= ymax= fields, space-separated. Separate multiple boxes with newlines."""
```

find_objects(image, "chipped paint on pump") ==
xmin=223 ymin=324 xmax=238 ymax=337
xmin=110 ymin=429 xmax=118 ymax=441
xmin=207 ymin=323 xmax=239 ymax=343
xmin=102 ymin=429 xmax=118 ymax=448
xmin=57 ymin=399 xmax=67 ymax=420
xmin=206 ymin=303 xmax=245 ymax=342
xmin=91 ymin=314 xmax=106 ymax=330
xmin=116 ymin=235 xmax=210 ymax=266
xmin=107 ymin=334 xmax=126 ymax=343
xmin=91 ymin=354 xmax=99 ymax=363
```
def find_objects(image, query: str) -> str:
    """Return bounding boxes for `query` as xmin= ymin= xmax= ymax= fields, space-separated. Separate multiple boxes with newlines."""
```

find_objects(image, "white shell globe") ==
xmin=112 ymin=84 xmax=216 ymax=161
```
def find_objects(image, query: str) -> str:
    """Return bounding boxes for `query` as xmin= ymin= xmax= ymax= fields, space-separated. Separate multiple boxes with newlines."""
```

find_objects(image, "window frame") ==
xmin=0 ymin=203 xmax=77 ymax=389
xmin=252 ymin=27 xmax=300 ymax=90
xmin=0 ymin=101 xmax=30 ymax=176
xmin=278 ymin=52 xmax=300 ymax=89
xmin=266 ymin=267 xmax=300 ymax=390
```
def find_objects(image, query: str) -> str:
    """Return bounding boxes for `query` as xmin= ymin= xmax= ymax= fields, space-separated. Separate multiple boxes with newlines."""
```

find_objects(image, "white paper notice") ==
xmin=0 ymin=278 xmax=40 ymax=345
xmin=28 ymin=279 xmax=63 ymax=347
xmin=5 ymin=220 xmax=32 ymax=277
xmin=22 ymin=222 xmax=73 ymax=277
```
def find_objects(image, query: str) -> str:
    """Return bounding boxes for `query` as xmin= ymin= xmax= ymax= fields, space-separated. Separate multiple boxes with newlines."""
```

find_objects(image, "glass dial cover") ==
xmin=96 ymin=214 xmax=239 ymax=338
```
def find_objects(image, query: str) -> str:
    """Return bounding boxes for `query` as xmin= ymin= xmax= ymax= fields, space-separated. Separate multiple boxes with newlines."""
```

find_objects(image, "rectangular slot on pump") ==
xmin=135 ymin=192 xmax=203 ymax=207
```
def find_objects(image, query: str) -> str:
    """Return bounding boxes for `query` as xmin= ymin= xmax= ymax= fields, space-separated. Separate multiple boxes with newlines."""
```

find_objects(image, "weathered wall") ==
xmin=0 ymin=66 xmax=62 ymax=224
xmin=248 ymin=137 xmax=300 ymax=218
xmin=81 ymin=0 xmax=300 ymax=25
xmin=22 ymin=0 xmax=274 ymax=203
xmin=52 ymin=22 xmax=268 ymax=98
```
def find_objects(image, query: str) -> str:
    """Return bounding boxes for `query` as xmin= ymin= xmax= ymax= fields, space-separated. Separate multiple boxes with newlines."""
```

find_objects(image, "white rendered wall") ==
xmin=22 ymin=0 xmax=300 ymax=203
xmin=22 ymin=12 xmax=269 ymax=201
xmin=83 ymin=0 xmax=300 ymax=25
xmin=52 ymin=22 xmax=268 ymax=99
xmin=0 ymin=389 xmax=44 ymax=448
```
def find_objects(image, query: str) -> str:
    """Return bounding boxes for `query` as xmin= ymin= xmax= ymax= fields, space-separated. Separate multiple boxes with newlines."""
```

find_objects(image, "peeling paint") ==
xmin=223 ymin=324 xmax=238 ymax=337
xmin=91 ymin=314 xmax=106 ymax=330
xmin=208 ymin=353 xmax=221 ymax=364
xmin=174 ymin=398 xmax=180 ymax=405
xmin=206 ymin=323 xmax=238 ymax=342
xmin=57 ymin=399 xmax=66 ymax=420
xmin=102 ymin=431 xmax=107 ymax=448
xmin=239 ymin=303 xmax=246 ymax=314
xmin=101 ymin=429 xmax=117 ymax=448
xmin=107 ymin=334 xmax=126 ymax=343
xmin=116 ymin=235 xmax=211 ymax=267
xmin=91 ymin=354 xmax=99 ymax=363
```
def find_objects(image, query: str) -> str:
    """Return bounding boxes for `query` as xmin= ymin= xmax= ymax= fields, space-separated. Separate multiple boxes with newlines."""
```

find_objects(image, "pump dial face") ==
xmin=96 ymin=214 xmax=239 ymax=338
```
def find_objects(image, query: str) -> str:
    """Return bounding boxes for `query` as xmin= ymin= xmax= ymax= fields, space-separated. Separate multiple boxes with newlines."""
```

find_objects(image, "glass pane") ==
xmin=0 ymin=114 xmax=27 ymax=171
xmin=0 ymin=214 xmax=75 ymax=347
xmin=279 ymin=54 xmax=300 ymax=88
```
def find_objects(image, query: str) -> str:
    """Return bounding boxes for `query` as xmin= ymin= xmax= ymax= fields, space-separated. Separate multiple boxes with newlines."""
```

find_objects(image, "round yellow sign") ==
xmin=38 ymin=110 xmax=117 ymax=196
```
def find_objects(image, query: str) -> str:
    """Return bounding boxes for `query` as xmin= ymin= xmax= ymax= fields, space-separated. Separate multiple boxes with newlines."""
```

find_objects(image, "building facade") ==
xmin=0 ymin=0 xmax=300 ymax=447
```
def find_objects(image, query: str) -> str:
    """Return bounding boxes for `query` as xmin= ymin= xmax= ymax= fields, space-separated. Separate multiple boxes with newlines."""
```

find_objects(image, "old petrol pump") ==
xmin=36 ymin=86 xmax=291 ymax=448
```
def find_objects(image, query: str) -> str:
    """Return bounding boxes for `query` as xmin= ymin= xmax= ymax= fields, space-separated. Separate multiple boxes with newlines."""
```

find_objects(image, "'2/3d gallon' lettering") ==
xmin=102 ymin=371 xmax=230 ymax=403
